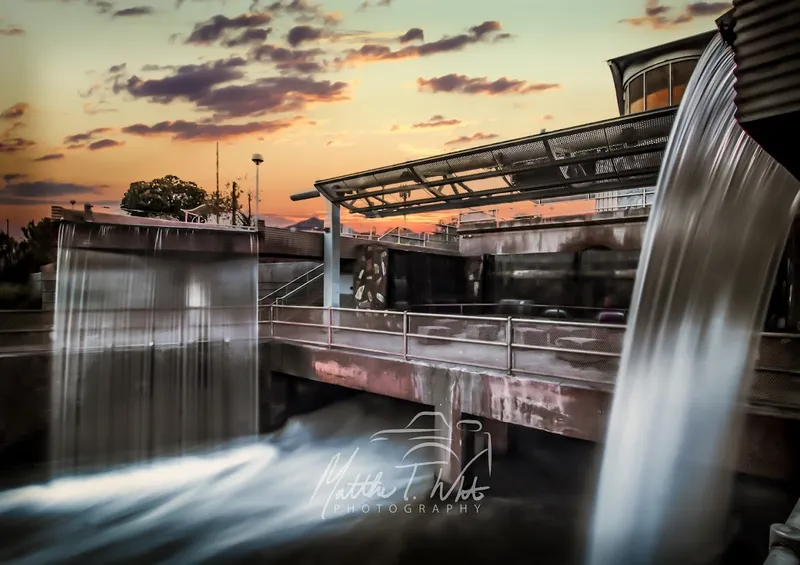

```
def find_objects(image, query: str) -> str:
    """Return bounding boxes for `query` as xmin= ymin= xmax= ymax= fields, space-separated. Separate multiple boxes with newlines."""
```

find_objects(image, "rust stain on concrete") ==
xmin=484 ymin=375 xmax=609 ymax=441
xmin=312 ymin=360 xmax=370 ymax=389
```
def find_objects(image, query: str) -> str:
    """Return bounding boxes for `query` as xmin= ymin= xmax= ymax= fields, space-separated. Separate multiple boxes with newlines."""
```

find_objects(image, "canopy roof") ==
xmin=313 ymin=107 xmax=676 ymax=218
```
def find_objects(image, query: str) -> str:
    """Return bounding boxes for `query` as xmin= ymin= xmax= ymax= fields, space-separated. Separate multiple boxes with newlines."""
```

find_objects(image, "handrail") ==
xmin=377 ymin=226 xmax=400 ymax=241
xmin=259 ymin=264 xmax=323 ymax=304
xmin=263 ymin=305 xmax=800 ymax=381
xmin=274 ymin=273 xmax=323 ymax=305
xmin=346 ymin=226 xmax=458 ymax=248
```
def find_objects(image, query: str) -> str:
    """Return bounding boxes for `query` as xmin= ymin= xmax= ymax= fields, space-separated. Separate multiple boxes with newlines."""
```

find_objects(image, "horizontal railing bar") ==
xmin=332 ymin=325 xmax=402 ymax=337
xmin=410 ymin=311 xmax=509 ymax=323
xmin=406 ymin=332 xmax=505 ymax=347
xmin=511 ymin=317 xmax=625 ymax=329
xmin=412 ymin=302 xmax=626 ymax=311
xmin=271 ymin=320 xmax=327 ymax=329
xmin=761 ymin=332 xmax=800 ymax=339
xmin=512 ymin=342 xmax=619 ymax=358
xmin=331 ymin=306 xmax=404 ymax=316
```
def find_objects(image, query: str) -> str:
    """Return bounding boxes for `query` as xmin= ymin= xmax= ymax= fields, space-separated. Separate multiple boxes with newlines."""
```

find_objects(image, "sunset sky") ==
xmin=0 ymin=0 xmax=729 ymax=236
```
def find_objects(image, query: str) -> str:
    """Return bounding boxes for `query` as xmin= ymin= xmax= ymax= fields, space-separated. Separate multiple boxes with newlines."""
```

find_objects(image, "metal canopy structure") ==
xmin=314 ymin=107 xmax=677 ymax=218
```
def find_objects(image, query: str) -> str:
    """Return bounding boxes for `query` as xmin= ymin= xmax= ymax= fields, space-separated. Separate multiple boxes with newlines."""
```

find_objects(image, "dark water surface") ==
xmin=0 ymin=393 xmax=795 ymax=565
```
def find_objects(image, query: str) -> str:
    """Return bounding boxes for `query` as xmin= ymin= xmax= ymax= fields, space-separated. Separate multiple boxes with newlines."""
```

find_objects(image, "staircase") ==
xmin=260 ymin=264 xmax=324 ymax=307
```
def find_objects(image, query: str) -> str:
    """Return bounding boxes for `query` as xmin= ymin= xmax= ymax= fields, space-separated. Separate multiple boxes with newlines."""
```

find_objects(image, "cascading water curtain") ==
xmin=586 ymin=34 xmax=800 ymax=565
xmin=50 ymin=223 xmax=260 ymax=477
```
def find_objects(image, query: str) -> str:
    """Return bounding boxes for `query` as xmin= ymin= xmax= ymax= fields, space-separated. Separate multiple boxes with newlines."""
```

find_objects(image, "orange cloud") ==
xmin=444 ymin=132 xmax=499 ymax=146
xmin=620 ymin=0 xmax=730 ymax=29
xmin=417 ymin=74 xmax=560 ymax=96
xmin=336 ymin=21 xmax=505 ymax=66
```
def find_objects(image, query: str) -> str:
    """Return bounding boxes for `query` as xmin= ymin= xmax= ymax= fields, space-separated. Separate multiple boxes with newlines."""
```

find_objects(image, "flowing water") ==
xmin=4 ymin=32 xmax=800 ymax=565
xmin=0 ymin=394 xmax=593 ymax=565
xmin=586 ymin=34 xmax=800 ymax=565
xmin=0 ymin=397 xmax=438 ymax=564
xmin=50 ymin=223 xmax=260 ymax=475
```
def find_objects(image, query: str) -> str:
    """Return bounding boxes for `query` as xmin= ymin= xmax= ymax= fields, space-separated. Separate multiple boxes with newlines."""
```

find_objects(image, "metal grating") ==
xmin=314 ymin=107 xmax=677 ymax=217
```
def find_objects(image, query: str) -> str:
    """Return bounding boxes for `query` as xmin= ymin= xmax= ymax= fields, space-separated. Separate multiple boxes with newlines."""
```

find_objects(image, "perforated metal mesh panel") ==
xmin=315 ymin=107 xmax=676 ymax=217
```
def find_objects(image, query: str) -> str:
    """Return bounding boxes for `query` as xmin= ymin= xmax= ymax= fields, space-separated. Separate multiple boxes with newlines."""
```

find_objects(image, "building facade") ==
xmin=595 ymin=31 xmax=714 ymax=212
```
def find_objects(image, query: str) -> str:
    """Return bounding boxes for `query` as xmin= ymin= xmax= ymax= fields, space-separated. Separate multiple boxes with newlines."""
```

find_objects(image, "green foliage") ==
xmin=120 ymin=175 xmax=208 ymax=220
xmin=0 ymin=219 xmax=55 ymax=285
xmin=0 ymin=219 xmax=54 ymax=308
xmin=0 ymin=231 xmax=19 ymax=277
xmin=19 ymin=218 xmax=55 ymax=269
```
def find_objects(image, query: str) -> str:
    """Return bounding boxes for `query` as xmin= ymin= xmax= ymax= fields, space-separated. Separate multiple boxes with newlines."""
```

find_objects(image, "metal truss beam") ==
xmin=313 ymin=107 xmax=676 ymax=218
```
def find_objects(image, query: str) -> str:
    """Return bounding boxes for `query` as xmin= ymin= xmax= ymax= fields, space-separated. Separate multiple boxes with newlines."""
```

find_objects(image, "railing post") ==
xmin=506 ymin=317 xmax=513 ymax=374
xmin=327 ymin=306 xmax=332 ymax=347
xmin=402 ymin=311 xmax=408 ymax=360
xmin=270 ymin=304 xmax=274 ymax=338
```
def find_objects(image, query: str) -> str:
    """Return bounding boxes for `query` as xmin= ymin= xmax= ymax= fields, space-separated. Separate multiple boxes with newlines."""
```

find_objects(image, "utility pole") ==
xmin=230 ymin=181 xmax=239 ymax=226
xmin=215 ymin=143 xmax=220 ymax=223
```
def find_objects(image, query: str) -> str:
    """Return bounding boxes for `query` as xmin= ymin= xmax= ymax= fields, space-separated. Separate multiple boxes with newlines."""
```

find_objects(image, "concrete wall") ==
xmin=458 ymin=209 xmax=649 ymax=256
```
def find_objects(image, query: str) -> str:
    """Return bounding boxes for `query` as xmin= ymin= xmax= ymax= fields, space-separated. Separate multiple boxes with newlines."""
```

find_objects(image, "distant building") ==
xmin=596 ymin=31 xmax=715 ymax=212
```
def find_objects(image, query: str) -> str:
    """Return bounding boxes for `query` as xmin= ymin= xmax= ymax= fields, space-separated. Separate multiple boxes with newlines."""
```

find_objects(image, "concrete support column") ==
xmin=788 ymin=221 xmax=800 ymax=332
xmin=324 ymin=202 xmax=341 ymax=308
xmin=480 ymin=417 xmax=510 ymax=456
xmin=433 ymin=373 xmax=463 ymax=486
xmin=258 ymin=349 xmax=288 ymax=433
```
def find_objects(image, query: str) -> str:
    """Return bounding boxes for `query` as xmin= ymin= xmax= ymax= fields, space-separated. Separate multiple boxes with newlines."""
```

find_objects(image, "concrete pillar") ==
xmin=481 ymin=418 xmax=510 ymax=456
xmin=324 ymin=202 xmax=340 ymax=308
xmin=788 ymin=221 xmax=800 ymax=332
xmin=433 ymin=373 xmax=463 ymax=486
xmin=258 ymin=346 xmax=289 ymax=433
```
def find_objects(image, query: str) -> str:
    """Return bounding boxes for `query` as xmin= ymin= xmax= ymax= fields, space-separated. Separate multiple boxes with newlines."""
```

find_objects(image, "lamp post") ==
xmin=252 ymin=153 xmax=263 ymax=228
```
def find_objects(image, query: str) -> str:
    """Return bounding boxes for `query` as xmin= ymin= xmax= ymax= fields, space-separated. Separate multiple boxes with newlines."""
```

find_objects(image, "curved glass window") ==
xmin=624 ymin=58 xmax=699 ymax=114
xmin=671 ymin=59 xmax=697 ymax=106
xmin=628 ymin=75 xmax=644 ymax=114
xmin=645 ymin=65 xmax=670 ymax=111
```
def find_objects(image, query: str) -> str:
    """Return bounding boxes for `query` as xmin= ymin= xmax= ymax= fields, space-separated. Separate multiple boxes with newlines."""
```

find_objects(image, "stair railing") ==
xmin=274 ymin=272 xmax=324 ymax=305
xmin=259 ymin=264 xmax=323 ymax=304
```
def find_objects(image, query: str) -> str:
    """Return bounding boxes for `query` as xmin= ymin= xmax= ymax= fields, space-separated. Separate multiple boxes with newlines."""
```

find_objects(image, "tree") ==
xmin=120 ymin=175 xmax=207 ymax=220
xmin=21 ymin=218 xmax=55 ymax=264
xmin=0 ymin=231 xmax=19 ymax=280
xmin=0 ymin=218 xmax=55 ymax=283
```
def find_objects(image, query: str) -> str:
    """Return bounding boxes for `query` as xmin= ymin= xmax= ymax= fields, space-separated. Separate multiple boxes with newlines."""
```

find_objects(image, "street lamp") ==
xmin=251 ymin=153 xmax=263 ymax=228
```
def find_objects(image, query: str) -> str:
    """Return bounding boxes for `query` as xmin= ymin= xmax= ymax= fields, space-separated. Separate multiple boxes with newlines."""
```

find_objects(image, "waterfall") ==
xmin=49 ymin=223 xmax=260 ymax=475
xmin=586 ymin=33 xmax=800 ymax=565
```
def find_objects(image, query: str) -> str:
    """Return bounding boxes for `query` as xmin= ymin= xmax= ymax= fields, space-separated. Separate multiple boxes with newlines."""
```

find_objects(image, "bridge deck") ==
xmin=4 ymin=306 xmax=796 ymax=415
xmin=2 ymin=306 xmax=798 ymax=479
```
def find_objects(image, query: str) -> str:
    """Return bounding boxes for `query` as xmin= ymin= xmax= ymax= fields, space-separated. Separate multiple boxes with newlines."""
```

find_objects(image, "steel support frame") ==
xmin=313 ymin=107 xmax=676 ymax=218
xmin=323 ymin=201 xmax=340 ymax=308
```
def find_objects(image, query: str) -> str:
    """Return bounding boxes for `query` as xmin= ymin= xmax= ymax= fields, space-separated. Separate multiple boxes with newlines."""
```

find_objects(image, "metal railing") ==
xmin=274 ymin=272 xmax=323 ymax=306
xmin=2 ymin=305 xmax=798 ymax=407
xmin=408 ymin=302 xmax=627 ymax=320
xmin=259 ymin=264 xmax=323 ymax=304
xmin=262 ymin=306 xmax=800 ymax=398
xmin=347 ymin=226 xmax=458 ymax=249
